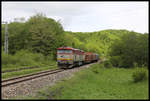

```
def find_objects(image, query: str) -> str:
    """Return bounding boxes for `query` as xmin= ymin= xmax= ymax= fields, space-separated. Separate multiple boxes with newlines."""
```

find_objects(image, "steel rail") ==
xmin=2 ymin=68 xmax=64 ymax=87
xmin=2 ymin=60 xmax=101 ymax=87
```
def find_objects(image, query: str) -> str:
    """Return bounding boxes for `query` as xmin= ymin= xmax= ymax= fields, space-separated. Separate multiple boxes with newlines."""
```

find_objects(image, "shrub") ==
xmin=99 ymin=63 xmax=105 ymax=68
xmin=2 ymin=51 xmax=18 ymax=65
xmin=2 ymin=49 xmax=47 ymax=67
xmin=133 ymin=62 xmax=138 ymax=68
xmin=109 ymin=56 xmax=122 ymax=67
xmin=2 ymin=53 xmax=11 ymax=65
xmin=103 ymin=60 xmax=113 ymax=68
xmin=132 ymin=68 xmax=148 ymax=83
xmin=90 ymin=64 xmax=99 ymax=74
xmin=14 ymin=50 xmax=38 ymax=66
xmin=92 ymin=67 xmax=99 ymax=74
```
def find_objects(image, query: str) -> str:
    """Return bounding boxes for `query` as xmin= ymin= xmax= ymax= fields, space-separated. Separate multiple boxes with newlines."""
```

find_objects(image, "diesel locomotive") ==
xmin=57 ymin=47 xmax=99 ymax=68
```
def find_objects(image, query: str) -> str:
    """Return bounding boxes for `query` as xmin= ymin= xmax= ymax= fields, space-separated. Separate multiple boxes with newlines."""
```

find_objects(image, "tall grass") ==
xmin=132 ymin=67 xmax=148 ymax=83
xmin=2 ymin=49 xmax=56 ymax=71
xmin=18 ymin=63 xmax=148 ymax=99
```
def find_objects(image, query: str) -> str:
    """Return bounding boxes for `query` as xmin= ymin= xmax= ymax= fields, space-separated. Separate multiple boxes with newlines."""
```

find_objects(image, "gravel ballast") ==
xmin=2 ymin=63 xmax=97 ymax=99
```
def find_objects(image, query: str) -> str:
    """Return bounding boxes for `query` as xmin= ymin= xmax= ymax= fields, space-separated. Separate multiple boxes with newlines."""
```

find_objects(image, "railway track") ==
xmin=2 ymin=68 xmax=64 ymax=87
xmin=2 ymin=61 xmax=101 ymax=87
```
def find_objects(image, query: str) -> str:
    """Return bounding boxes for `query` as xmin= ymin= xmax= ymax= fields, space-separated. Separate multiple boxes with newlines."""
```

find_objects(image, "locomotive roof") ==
xmin=57 ymin=47 xmax=84 ymax=52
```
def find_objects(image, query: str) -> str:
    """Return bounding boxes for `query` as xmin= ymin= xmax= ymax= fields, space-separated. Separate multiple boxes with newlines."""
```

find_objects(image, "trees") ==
xmin=1 ymin=13 xmax=66 ymax=60
xmin=109 ymin=31 xmax=148 ymax=68
xmin=1 ymin=14 xmax=148 ymax=64
xmin=25 ymin=13 xmax=65 ymax=58
xmin=135 ymin=33 xmax=148 ymax=66
xmin=5 ymin=22 xmax=27 ymax=54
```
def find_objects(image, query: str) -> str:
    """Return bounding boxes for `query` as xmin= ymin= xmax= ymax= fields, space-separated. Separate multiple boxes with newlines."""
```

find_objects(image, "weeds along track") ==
xmin=2 ymin=65 xmax=57 ymax=73
xmin=2 ymin=68 xmax=64 ymax=87
xmin=2 ymin=61 xmax=101 ymax=87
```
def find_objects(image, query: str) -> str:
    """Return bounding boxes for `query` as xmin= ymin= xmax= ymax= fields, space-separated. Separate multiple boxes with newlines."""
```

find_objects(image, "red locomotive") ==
xmin=57 ymin=47 xmax=99 ymax=68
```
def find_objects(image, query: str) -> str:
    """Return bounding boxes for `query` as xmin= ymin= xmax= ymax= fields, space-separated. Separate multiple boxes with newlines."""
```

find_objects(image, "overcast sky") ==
xmin=2 ymin=1 xmax=149 ymax=33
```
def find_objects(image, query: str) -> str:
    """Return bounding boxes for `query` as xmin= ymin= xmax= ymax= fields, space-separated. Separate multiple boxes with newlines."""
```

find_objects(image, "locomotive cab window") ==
xmin=65 ymin=50 xmax=72 ymax=53
xmin=57 ymin=50 xmax=72 ymax=53
xmin=57 ymin=50 xmax=65 ymax=53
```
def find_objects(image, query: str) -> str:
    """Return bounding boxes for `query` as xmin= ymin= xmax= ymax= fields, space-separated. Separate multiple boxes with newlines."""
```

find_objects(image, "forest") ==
xmin=1 ymin=13 xmax=149 ymax=69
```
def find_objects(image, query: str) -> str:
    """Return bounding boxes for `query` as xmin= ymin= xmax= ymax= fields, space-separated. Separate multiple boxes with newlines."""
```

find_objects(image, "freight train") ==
xmin=57 ymin=47 xmax=99 ymax=68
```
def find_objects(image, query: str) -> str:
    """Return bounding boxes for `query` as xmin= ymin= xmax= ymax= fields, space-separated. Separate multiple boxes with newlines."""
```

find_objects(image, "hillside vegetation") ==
xmin=64 ymin=30 xmax=148 ymax=68
xmin=1 ymin=13 xmax=148 ymax=69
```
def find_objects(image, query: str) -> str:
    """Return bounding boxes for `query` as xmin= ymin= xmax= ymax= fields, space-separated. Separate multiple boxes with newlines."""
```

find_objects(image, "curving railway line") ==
xmin=2 ymin=61 xmax=101 ymax=99
xmin=2 ymin=68 xmax=64 ymax=87
xmin=2 ymin=60 xmax=101 ymax=87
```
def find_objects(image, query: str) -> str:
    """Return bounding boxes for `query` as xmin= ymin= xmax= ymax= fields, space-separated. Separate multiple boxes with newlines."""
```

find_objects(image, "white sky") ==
xmin=2 ymin=1 xmax=149 ymax=33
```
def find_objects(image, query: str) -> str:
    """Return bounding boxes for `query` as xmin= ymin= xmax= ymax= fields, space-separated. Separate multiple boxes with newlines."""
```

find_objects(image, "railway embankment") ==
xmin=2 ymin=62 xmax=97 ymax=99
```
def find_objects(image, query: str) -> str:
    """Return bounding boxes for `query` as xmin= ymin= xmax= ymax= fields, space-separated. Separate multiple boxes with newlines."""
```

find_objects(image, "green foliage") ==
xmin=102 ymin=60 xmax=113 ymax=68
xmin=132 ymin=68 xmax=148 ymax=83
xmin=109 ymin=32 xmax=148 ymax=68
xmin=1 ymin=12 xmax=148 ymax=67
xmin=2 ymin=49 xmax=55 ymax=70
xmin=64 ymin=30 xmax=119 ymax=58
xmin=99 ymin=63 xmax=105 ymax=68
xmin=90 ymin=64 xmax=100 ymax=74
xmin=8 ymin=22 xmax=27 ymax=54
xmin=14 ymin=50 xmax=44 ymax=66
xmin=1 ymin=13 xmax=65 ymax=58
xmin=23 ymin=64 xmax=148 ymax=99
xmin=2 ymin=65 xmax=57 ymax=80
xmin=25 ymin=13 xmax=65 ymax=56
xmin=1 ymin=24 xmax=5 ymax=45
xmin=2 ymin=50 xmax=34 ymax=67
xmin=2 ymin=51 xmax=15 ymax=65
xmin=109 ymin=56 xmax=122 ymax=67
xmin=133 ymin=62 xmax=138 ymax=68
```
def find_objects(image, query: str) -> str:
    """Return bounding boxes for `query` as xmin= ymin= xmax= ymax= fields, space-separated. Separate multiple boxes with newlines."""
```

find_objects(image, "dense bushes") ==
xmin=90 ymin=64 xmax=101 ymax=74
xmin=132 ymin=68 xmax=148 ymax=83
xmin=2 ymin=49 xmax=55 ymax=69
xmin=109 ymin=56 xmax=122 ymax=67
xmin=92 ymin=67 xmax=99 ymax=74
xmin=109 ymin=32 xmax=148 ymax=68
xmin=90 ymin=61 xmax=113 ymax=74
xmin=102 ymin=60 xmax=113 ymax=68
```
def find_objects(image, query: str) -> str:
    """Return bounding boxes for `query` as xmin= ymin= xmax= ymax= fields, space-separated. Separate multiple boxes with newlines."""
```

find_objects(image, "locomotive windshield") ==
xmin=57 ymin=50 xmax=72 ymax=53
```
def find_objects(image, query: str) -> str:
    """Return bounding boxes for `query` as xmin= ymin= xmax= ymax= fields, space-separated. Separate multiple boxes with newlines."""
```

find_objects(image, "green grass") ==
xmin=2 ymin=65 xmax=58 ymax=80
xmin=2 ymin=61 xmax=56 ymax=72
xmin=15 ymin=63 xmax=148 ymax=100
xmin=2 ymin=49 xmax=56 ymax=71
xmin=2 ymin=49 xmax=59 ymax=80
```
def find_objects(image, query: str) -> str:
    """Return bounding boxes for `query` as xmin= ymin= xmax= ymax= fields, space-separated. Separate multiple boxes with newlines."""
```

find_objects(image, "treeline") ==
xmin=2 ymin=13 xmax=67 ymax=60
xmin=1 ymin=13 xmax=148 ymax=68
xmin=64 ymin=30 xmax=148 ymax=68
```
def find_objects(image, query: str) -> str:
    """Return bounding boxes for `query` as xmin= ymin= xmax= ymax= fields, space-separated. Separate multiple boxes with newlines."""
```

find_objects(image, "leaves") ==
xmin=109 ymin=32 xmax=148 ymax=68
xmin=1 ymin=13 xmax=148 ymax=65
